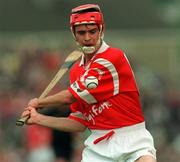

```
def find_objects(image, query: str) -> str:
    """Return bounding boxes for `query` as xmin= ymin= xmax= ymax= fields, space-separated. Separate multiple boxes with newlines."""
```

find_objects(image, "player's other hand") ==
xmin=28 ymin=98 xmax=39 ymax=109
xmin=21 ymin=106 xmax=39 ymax=125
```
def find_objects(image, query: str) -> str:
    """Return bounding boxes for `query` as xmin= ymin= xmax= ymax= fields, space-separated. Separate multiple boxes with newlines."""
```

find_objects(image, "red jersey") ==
xmin=68 ymin=42 xmax=144 ymax=130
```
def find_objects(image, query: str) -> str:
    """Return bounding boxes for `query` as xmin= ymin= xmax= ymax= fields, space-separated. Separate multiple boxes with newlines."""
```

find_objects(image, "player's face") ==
xmin=74 ymin=24 xmax=100 ymax=47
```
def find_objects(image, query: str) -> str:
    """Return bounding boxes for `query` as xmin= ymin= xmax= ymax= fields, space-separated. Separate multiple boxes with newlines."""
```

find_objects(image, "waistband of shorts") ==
xmin=90 ymin=122 xmax=146 ymax=135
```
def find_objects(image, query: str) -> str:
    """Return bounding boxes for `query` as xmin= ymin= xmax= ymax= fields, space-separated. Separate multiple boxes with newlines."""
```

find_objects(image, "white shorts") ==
xmin=81 ymin=122 xmax=156 ymax=162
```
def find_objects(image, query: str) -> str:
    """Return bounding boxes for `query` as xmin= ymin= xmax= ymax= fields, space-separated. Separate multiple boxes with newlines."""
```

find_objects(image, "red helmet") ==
xmin=70 ymin=4 xmax=104 ymax=31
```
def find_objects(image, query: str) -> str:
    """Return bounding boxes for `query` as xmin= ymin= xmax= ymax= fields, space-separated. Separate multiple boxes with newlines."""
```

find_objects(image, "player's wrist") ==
xmin=33 ymin=112 xmax=43 ymax=124
xmin=28 ymin=98 xmax=39 ymax=108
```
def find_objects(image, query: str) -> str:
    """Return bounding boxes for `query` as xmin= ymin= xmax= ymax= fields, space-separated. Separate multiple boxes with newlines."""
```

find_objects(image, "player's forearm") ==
xmin=35 ymin=114 xmax=86 ymax=132
xmin=38 ymin=89 xmax=75 ymax=108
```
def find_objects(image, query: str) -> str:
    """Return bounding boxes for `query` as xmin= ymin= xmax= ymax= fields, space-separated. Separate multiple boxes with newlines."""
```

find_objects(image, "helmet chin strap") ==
xmin=78 ymin=37 xmax=102 ymax=54
xmin=80 ymin=46 xmax=96 ymax=54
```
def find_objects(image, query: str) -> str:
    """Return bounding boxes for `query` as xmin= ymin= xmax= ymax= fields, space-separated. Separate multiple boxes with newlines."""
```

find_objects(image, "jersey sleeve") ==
xmin=68 ymin=55 xmax=120 ymax=104
xmin=68 ymin=101 xmax=88 ymax=126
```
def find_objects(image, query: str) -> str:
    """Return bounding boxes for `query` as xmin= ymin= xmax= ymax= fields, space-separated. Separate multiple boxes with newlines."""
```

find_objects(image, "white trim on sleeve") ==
xmin=70 ymin=111 xmax=86 ymax=120
xmin=94 ymin=58 xmax=119 ymax=95
xmin=70 ymin=81 xmax=97 ymax=104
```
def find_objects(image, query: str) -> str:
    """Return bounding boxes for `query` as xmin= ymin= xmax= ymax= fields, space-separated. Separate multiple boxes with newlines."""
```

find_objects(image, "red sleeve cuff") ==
xmin=68 ymin=115 xmax=88 ymax=126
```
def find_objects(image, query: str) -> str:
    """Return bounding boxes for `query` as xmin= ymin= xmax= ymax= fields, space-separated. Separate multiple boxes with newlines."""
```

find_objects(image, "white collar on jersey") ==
xmin=79 ymin=41 xmax=109 ymax=66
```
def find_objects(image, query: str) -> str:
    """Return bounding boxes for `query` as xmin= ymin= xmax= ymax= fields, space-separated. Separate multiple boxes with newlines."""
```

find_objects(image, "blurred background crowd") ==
xmin=0 ymin=1 xmax=180 ymax=162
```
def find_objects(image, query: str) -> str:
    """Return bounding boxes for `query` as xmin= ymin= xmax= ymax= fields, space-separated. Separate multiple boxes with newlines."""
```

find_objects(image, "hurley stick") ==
xmin=16 ymin=50 xmax=82 ymax=126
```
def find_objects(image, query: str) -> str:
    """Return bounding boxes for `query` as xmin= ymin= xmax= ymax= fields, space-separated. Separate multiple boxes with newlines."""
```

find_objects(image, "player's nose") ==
xmin=84 ymin=33 xmax=91 ymax=42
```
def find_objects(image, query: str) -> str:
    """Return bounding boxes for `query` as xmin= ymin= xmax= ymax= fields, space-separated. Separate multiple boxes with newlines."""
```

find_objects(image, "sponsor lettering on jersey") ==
xmin=84 ymin=101 xmax=112 ymax=125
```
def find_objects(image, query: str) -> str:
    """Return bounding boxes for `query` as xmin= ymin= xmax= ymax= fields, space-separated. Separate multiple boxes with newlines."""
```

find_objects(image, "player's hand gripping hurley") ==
xmin=16 ymin=50 xmax=82 ymax=126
